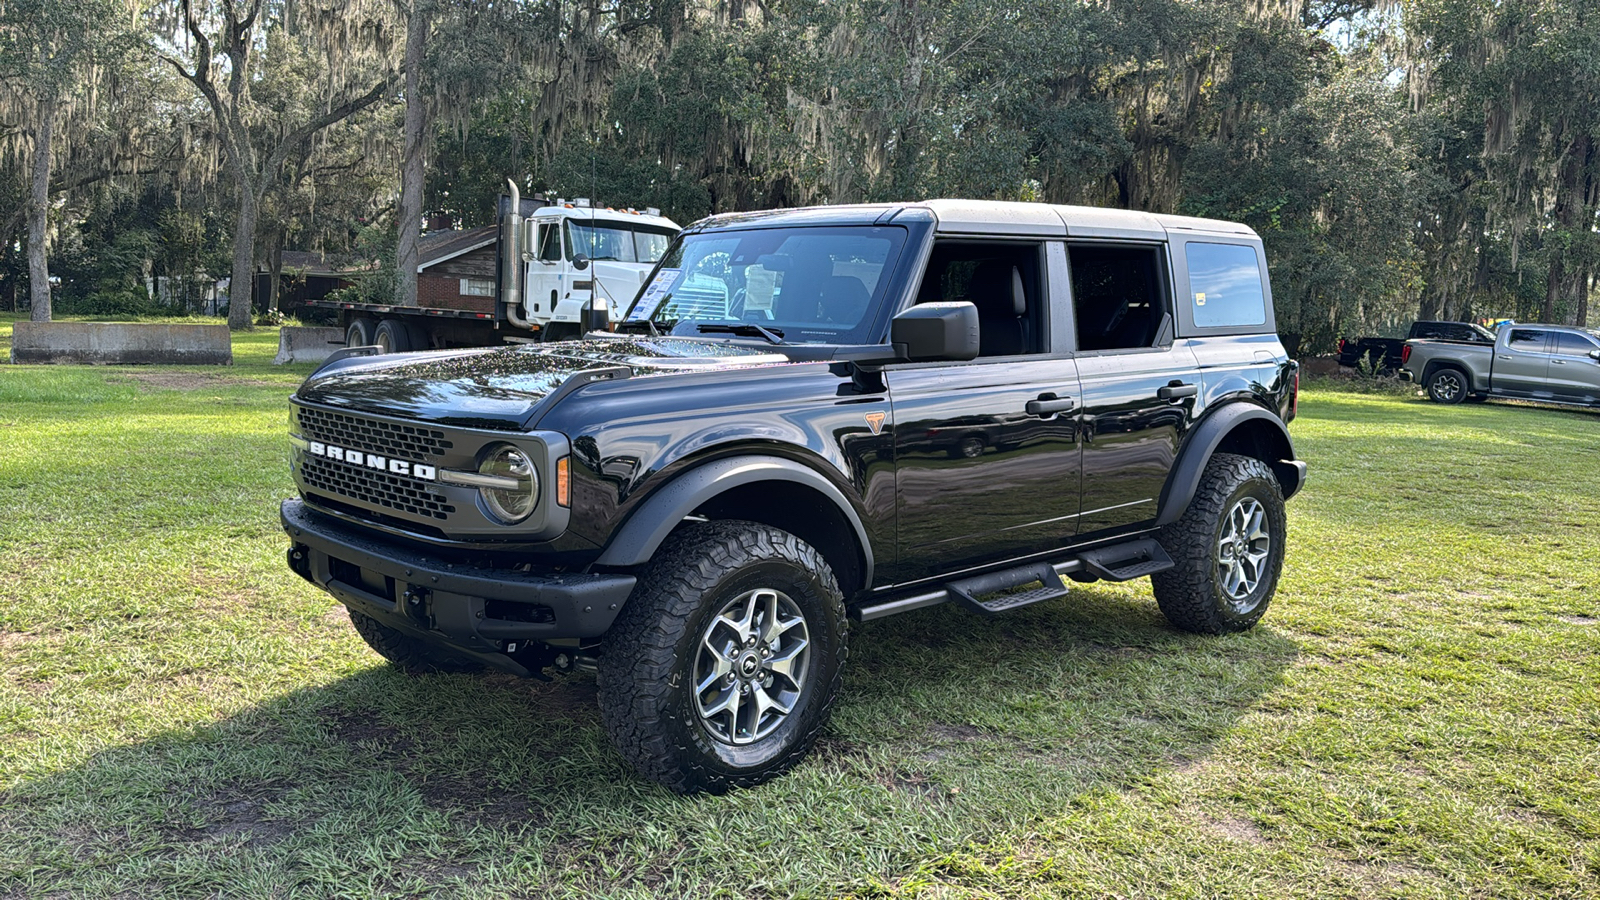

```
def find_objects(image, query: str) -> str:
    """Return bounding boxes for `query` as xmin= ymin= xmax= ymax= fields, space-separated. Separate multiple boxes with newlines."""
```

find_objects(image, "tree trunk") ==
xmin=395 ymin=0 xmax=429 ymax=308
xmin=268 ymin=236 xmax=284 ymax=313
xmin=1545 ymin=133 xmax=1592 ymax=323
xmin=228 ymin=189 xmax=259 ymax=330
xmin=27 ymin=95 xmax=55 ymax=322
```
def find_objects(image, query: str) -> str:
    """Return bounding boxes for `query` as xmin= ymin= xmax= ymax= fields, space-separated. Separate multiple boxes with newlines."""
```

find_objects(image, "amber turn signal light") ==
xmin=556 ymin=456 xmax=570 ymax=507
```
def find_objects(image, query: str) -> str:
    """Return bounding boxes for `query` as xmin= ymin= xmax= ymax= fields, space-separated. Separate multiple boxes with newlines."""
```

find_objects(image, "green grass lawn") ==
xmin=2 ymin=328 xmax=1597 ymax=898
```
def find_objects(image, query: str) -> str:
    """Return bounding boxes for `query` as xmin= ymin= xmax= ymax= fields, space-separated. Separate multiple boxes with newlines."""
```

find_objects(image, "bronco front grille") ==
xmin=301 ymin=455 xmax=457 ymax=520
xmin=296 ymin=407 xmax=452 ymax=462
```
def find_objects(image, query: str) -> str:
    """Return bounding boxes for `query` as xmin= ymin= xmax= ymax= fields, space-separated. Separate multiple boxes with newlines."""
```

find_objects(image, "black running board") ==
xmin=851 ymin=536 xmax=1175 ymax=622
xmin=1077 ymin=539 xmax=1174 ymax=582
xmin=946 ymin=563 xmax=1070 ymax=617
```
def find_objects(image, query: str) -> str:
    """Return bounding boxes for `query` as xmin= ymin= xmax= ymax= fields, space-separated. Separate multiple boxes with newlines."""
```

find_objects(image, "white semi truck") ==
xmin=307 ymin=183 xmax=680 ymax=351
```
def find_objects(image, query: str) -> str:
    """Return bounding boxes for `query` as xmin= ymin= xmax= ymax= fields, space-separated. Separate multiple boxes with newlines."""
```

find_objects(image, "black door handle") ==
xmin=1026 ymin=393 xmax=1076 ymax=416
xmin=1158 ymin=382 xmax=1198 ymax=400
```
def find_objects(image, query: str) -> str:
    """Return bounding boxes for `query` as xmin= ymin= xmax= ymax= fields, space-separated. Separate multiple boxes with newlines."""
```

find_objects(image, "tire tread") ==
xmin=596 ymin=520 xmax=848 ymax=794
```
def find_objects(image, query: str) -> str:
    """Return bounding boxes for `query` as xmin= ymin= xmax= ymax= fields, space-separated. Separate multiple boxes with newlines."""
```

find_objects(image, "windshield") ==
xmin=564 ymin=220 xmax=675 ymax=263
xmin=622 ymin=225 xmax=907 ymax=345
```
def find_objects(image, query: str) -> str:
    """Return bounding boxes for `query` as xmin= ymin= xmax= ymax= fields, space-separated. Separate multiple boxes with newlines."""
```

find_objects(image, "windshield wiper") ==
xmin=696 ymin=323 xmax=786 ymax=345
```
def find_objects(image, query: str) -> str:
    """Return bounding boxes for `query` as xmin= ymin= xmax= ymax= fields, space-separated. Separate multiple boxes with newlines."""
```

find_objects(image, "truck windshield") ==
xmin=564 ymin=220 xmax=675 ymax=263
xmin=623 ymin=225 xmax=907 ymax=345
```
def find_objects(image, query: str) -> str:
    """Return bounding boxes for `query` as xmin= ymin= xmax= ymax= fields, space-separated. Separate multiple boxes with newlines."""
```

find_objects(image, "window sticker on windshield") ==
xmin=1194 ymin=292 xmax=1207 ymax=307
xmin=628 ymin=268 xmax=682 ymax=321
xmin=744 ymin=265 xmax=777 ymax=312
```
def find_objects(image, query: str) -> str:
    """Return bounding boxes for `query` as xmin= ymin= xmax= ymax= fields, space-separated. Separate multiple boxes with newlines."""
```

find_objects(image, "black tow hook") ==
xmin=552 ymin=651 xmax=598 ymax=675
xmin=401 ymin=586 xmax=431 ymax=625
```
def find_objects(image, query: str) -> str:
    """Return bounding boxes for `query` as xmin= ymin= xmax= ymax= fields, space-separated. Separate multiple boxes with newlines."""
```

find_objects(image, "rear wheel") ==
xmin=1426 ymin=368 xmax=1468 ymax=404
xmin=345 ymin=317 xmax=376 ymax=348
xmin=596 ymin=521 xmax=848 ymax=794
xmin=374 ymin=318 xmax=414 ymax=353
xmin=1153 ymin=453 xmax=1286 ymax=635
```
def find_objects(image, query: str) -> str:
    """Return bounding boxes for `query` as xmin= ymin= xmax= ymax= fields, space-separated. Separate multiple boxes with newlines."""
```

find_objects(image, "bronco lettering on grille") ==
xmin=307 ymin=441 xmax=437 ymax=481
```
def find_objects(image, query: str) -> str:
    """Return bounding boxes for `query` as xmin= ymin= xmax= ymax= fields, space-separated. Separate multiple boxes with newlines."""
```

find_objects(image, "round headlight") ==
xmin=479 ymin=444 xmax=538 ymax=524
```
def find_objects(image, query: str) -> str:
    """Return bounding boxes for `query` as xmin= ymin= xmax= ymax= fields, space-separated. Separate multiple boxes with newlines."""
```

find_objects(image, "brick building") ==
xmin=416 ymin=225 xmax=499 ymax=313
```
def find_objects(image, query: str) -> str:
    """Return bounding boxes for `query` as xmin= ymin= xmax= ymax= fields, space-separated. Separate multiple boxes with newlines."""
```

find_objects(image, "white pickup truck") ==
xmin=1400 ymin=323 xmax=1600 ymax=406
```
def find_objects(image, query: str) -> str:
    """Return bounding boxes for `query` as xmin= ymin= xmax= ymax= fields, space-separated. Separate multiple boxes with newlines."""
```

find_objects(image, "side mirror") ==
xmin=1589 ymin=349 xmax=1599 ymax=362
xmin=891 ymin=302 xmax=979 ymax=362
xmin=572 ymin=253 xmax=590 ymax=271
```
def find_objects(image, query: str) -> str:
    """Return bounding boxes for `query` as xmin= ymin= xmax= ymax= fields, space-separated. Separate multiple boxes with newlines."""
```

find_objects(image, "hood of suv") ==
xmin=294 ymin=337 xmax=791 ymax=429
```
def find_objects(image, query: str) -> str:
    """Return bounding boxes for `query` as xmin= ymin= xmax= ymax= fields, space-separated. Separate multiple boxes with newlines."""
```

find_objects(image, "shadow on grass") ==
xmin=0 ymin=587 xmax=1297 ymax=898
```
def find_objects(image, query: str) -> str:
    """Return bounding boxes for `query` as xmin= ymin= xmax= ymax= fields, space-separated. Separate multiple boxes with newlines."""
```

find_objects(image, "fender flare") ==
xmin=592 ymin=455 xmax=875 ymax=585
xmin=1156 ymin=402 xmax=1304 ymax=526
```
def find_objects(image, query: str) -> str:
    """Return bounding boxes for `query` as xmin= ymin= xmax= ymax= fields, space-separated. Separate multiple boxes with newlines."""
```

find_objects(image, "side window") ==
xmin=537 ymin=223 xmax=561 ymax=261
xmin=1554 ymin=332 xmax=1597 ymax=357
xmin=1508 ymin=329 xmax=1547 ymax=351
xmin=1185 ymin=242 xmax=1266 ymax=329
xmin=916 ymin=241 xmax=1045 ymax=357
xmin=1068 ymin=244 xmax=1166 ymax=352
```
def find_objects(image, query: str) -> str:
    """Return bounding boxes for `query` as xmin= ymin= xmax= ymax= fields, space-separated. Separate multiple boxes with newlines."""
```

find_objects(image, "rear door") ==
xmin=886 ymin=240 xmax=1082 ymax=582
xmin=1494 ymin=328 xmax=1552 ymax=396
xmin=1070 ymin=240 xmax=1196 ymax=536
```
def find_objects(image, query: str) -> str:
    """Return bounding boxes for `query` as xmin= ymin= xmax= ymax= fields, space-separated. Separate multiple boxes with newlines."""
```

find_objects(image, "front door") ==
xmin=525 ymin=221 xmax=566 ymax=320
xmin=1547 ymin=331 xmax=1600 ymax=402
xmin=886 ymin=239 xmax=1081 ymax=583
xmin=889 ymin=358 xmax=1082 ymax=581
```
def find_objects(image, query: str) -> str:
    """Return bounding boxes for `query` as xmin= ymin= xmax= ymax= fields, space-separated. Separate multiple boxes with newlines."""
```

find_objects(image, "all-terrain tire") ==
xmin=348 ymin=610 xmax=483 ymax=673
xmin=1152 ymin=453 xmax=1286 ymax=635
xmin=596 ymin=520 xmax=849 ymax=794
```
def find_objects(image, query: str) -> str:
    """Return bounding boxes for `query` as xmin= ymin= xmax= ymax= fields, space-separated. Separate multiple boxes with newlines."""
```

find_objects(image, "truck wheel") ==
xmin=1152 ymin=453 xmax=1286 ymax=635
xmin=596 ymin=520 xmax=849 ymax=794
xmin=347 ymin=610 xmax=483 ymax=673
xmin=1426 ymin=368 xmax=1468 ymax=404
xmin=951 ymin=436 xmax=986 ymax=459
xmin=374 ymin=319 xmax=414 ymax=354
xmin=345 ymin=317 xmax=376 ymax=348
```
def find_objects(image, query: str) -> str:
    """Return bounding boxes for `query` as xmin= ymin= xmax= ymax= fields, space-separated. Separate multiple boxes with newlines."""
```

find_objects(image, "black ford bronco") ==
xmin=283 ymin=199 xmax=1305 ymax=793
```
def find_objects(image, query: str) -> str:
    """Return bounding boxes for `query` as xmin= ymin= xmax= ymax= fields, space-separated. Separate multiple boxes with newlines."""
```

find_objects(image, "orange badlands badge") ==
xmin=864 ymin=411 xmax=887 ymax=435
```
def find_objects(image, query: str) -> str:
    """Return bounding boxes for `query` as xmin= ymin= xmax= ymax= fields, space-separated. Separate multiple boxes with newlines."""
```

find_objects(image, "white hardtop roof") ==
xmin=916 ymin=198 xmax=1257 ymax=241
xmin=529 ymin=205 xmax=680 ymax=231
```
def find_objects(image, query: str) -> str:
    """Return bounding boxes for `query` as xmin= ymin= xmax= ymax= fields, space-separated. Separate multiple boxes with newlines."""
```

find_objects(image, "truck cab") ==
xmin=521 ymin=201 xmax=680 ymax=340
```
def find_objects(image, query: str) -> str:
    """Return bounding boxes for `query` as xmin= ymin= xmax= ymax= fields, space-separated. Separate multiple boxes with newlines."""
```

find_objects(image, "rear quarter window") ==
xmin=1186 ymin=242 xmax=1266 ymax=328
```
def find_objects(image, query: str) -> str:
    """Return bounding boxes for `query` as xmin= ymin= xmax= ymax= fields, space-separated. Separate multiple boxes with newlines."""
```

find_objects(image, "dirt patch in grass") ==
xmin=319 ymin=708 xmax=415 ymax=758
xmin=506 ymin=676 xmax=600 ymax=718
xmin=1558 ymin=615 xmax=1598 ymax=625
xmin=927 ymin=723 xmax=985 ymax=742
xmin=881 ymin=769 xmax=950 ymax=803
xmin=417 ymin=776 xmax=549 ymax=832
xmin=1204 ymin=813 xmax=1268 ymax=845
xmin=812 ymin=734 xmax=870 ymax=765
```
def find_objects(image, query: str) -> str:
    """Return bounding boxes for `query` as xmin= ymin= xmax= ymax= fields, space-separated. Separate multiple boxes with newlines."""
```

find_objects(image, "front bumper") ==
xmin=283 ymin=499 xmax=635 ymax=667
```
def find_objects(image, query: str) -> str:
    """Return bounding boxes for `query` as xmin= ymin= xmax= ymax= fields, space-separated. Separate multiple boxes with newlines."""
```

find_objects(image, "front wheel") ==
xmin=1152 ymin=453 xmax=1287 ymax=634
xmin=1426 ymin=368 xmax=1468 ymax=404
xmin=596 ymin=521 xmax=848 ymax=794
